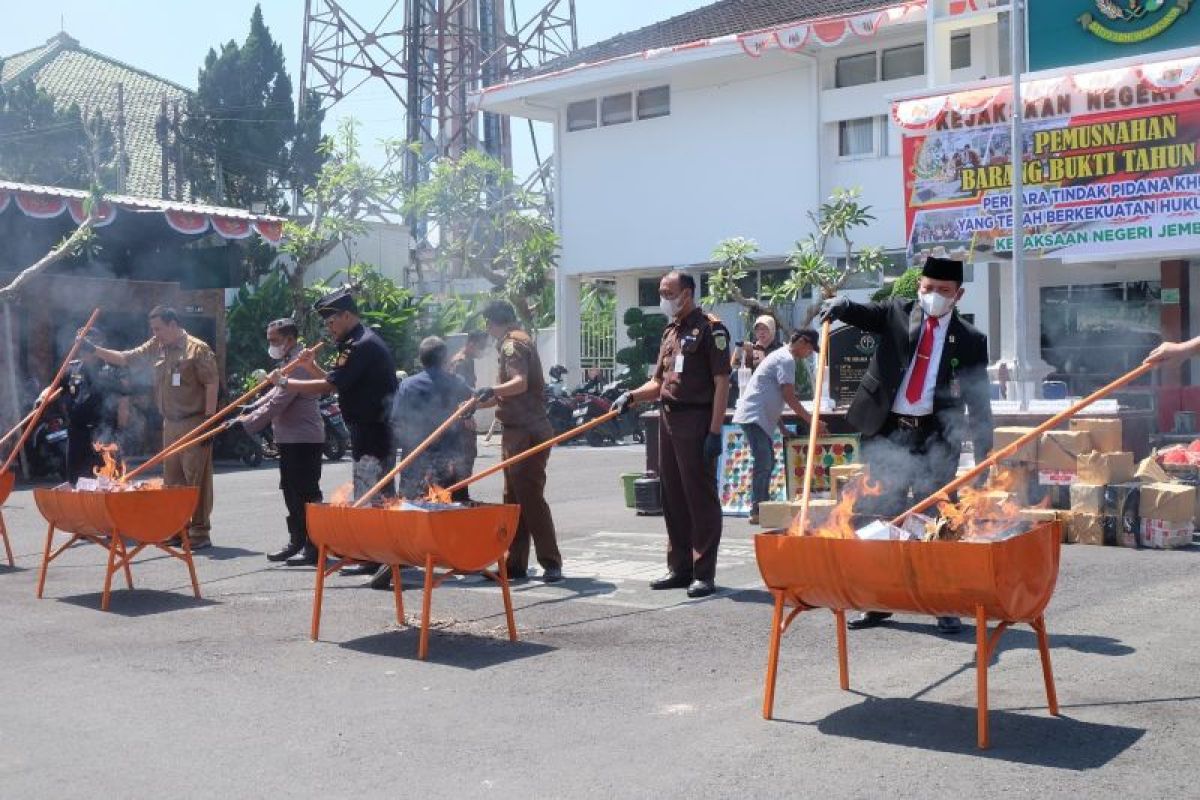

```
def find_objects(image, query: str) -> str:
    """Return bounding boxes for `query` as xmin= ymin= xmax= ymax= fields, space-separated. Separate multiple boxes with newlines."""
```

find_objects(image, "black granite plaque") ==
xmin=827 ymin=325 xmax=881 ymax=407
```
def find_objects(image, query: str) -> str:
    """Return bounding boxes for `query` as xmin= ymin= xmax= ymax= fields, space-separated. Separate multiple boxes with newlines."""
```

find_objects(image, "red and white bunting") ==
xmin=67 ymin=199 xmax=117 ymax=227
xmin=164 ymin=210 xmax=210 ymax=236
xmin=211 ymin=216 xmax=254 ymax=239
xmin=14 ymin=193 xmax=66 ymax=219
xmin=773 ymin=24 xmax=810 ymax=52
xmin=1140 ymin=56 xmax=1200 ymax=92
xmin=736 ymin=2 xmax=924 ymax=57
xmin=739 ymin=31 xmax=774 ymax=58
xmin=253 ymin=219 xmax=284 ymax=244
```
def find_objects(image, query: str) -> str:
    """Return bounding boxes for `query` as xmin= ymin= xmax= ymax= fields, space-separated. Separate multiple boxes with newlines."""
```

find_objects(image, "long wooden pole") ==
xmin=0 ymin=388 xmax=63 ymax=451
xmin=1 ymin=308 xmax=101 ymax=475
xmin=792 ymin=320 xmax=831 ymax=536
xmin=446 ymin=409 xmax=618 ymax=495
xmin=890 ymin=360 xmax=1154 ymax=526
xmin=353 ymin=398 xmax=478 ymax=508
xmin=121 ymin=342 xmax=323 ymax=483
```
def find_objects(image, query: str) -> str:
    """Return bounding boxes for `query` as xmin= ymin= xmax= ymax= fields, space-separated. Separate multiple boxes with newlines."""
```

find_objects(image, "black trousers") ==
xmin=278 ymin=443 xmax=324 ymax=547
xmin=856 ymin=415 xmax=960 ymax=521
xmin=659 ymin=406 xmax=722 ymax=583
xmin=67 ymin=424 xmax=99 ymax=484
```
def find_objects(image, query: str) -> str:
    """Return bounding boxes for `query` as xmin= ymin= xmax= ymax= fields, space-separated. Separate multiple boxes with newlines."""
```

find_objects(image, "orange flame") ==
xmin=331 ymin=482 xmax=354 ymax=506
xmin=92 ymin=442 xmax=125 ymax=480
xmin=934 ymin=466 xmax=1026 ymax=541
xmin=424 ymin=484 xmax=451 ymax=504
xmin=792 ymin=474 xmax=883 ymax=538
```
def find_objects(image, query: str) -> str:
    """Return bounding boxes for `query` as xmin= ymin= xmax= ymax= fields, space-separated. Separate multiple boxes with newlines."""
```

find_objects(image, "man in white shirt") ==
xmin=732 ymin=329 xmax=826 ymax=524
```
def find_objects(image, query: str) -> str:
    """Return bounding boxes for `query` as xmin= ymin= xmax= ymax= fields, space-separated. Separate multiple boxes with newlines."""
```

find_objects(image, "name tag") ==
xmin=171 ymin=371 xmax=182 ymax=387
xmin=673 ymin=355 xmax=685 ymax=373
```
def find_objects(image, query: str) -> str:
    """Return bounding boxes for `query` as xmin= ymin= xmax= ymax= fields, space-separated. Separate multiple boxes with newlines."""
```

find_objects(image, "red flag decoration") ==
xmin=164 ymin=210 xmax=210 ymax=235
xmin=14 ymin=192 xmax=66 ymax=219
xmin=211 ymin=217 xmax=254 ymax=239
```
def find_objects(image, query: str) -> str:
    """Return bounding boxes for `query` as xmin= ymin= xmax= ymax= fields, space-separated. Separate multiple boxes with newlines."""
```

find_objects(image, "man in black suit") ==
xmin=821 ymin=256 xmax=993 ymax=635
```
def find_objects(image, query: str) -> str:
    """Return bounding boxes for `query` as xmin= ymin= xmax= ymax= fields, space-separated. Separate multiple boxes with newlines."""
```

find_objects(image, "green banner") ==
xmin=1029 ymin=0 xmax=1198 ymax=71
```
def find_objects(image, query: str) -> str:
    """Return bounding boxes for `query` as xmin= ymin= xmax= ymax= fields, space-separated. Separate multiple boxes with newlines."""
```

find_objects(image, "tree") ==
xmin=0 ymin=78 xmax=116 ymax=190
xmin=616 ymin=307 xmax=668 ymax=380
xmin=184 ymin=4 xmax=314 ymax=211
xmin=405 ymin=149 xmax=559 ymax=328
xmin=705 ymin=188 xmax=885 ymax=333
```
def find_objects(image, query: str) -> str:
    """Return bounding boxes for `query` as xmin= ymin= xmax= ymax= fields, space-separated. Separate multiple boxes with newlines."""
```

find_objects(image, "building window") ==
xmin=881 ymin=43 xmax=924 ymax=81
xmin=601 ymin=93 xmax=633 ymax=126
xmin=567 ymin=99 xmax=596 ymax=132
xmin=637 ymin=85 xmax=670 ymax=120
xmin=835 ymin=51 xmax=876 ymax=88
xmin=838 ymin=117 xmax=875 ymax=157
xmin=950 ymin=33 xmax=971 ymax=69
xmin=998 ymin=11 xmax=1011 ymax=76
xmin=637 ymin=278 xmax=661 ymax=307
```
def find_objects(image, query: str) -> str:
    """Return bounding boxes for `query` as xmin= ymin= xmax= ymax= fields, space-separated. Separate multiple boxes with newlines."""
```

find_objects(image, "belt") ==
xmin=663 ymin=401 xmax=713 ymax=412
xmin=891 ymin=412 xmax=936 ymax=431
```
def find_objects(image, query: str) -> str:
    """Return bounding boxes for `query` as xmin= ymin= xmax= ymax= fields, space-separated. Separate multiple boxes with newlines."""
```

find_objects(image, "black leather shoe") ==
xmin=936 ymin=616 xmax=962 ymax=635
xmin=650 ymin=571 xmax=692 ymax=590
xmin=507 ymin=571 xmax=529 ymax=584
xmin=368 ymin=565 xmax=393 ymax=590
xmin=285 ymin=547 xmax=318 ymax=567
xmin=542 ymin=566 xmax=563 ymax=583
xmin=847 ymin=611 xmax=893 ymax=630
xmin=686 ymin=579 xmax=715 ymax=598
xmin=268 ymin=542 xmax=303 ymax=562
xmin=340 ymin=563 xmax=378 ymax=577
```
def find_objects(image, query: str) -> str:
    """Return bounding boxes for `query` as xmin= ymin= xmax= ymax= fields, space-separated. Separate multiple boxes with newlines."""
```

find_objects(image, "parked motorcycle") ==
xmin=571 ymin=367 xmax=646 ymax=446
xmin=215 ymin=414 xmax=265 ymax=467
xmin=320 ymin=395 xmax=349 ymax=461
xmin=23 ymin=402 xmax=69 ymax=480
xmin=545 ymin=365 xmax=580 ymax=437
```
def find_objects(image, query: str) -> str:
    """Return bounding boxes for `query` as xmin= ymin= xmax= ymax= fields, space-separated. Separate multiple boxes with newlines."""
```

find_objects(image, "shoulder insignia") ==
xmin=704 ymin=312 xmax=723 ymax=325
xmin=502 ymin=340 xmax=517 ymax=357
xmin=713 ymin=330 xmax=729 ymax=351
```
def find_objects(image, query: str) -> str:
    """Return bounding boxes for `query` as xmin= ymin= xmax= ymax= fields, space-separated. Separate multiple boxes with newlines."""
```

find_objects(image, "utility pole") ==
xmin=171 ymin=101 xmax=183 ymax=201
xmin=1009 ymin=0 xmax=1028 ymax=410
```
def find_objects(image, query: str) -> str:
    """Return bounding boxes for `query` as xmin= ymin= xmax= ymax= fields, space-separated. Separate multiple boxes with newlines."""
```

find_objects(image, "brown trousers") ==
xmin=162 ymin=416 xmax=214 ymax=537
xmin=659 ymin=406 xmax=722 ymax=582
xmin=501 ymin=420 xmax=561 ymax=573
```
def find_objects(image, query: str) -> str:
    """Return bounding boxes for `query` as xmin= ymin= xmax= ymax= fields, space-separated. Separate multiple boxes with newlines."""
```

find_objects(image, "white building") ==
xmin=481 ymin=0 xmax=1200 ymax=420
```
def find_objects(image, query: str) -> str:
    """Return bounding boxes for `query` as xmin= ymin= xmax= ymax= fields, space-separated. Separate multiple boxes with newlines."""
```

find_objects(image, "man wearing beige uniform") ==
xmin=91 ymin=306 xmax=219 ymax=549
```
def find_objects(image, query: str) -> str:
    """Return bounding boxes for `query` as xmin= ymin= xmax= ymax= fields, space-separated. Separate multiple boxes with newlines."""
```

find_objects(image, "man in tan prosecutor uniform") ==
xmin=91 ymin=306 xmax=219 ymax=549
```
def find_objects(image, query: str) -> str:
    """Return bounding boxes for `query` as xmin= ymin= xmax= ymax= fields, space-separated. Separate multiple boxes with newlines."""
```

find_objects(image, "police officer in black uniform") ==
xmin=269 ymin=288 xmax=399 ymax=584
xmin=614 ymin=271 xmax=731 ymax=598
xmin=52 ymin=329 xmax=126 ymax=482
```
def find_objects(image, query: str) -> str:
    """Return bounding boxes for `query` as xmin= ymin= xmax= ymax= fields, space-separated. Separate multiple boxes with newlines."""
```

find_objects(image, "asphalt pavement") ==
xmin=1 ymin=441 xmax=1198 ymax=799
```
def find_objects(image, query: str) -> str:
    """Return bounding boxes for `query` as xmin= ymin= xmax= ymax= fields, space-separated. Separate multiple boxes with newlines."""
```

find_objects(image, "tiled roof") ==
xmin=1 ymin=33 xmax=191 ymax=199
xmin=521 ymin=0 xmax=901 ymax=78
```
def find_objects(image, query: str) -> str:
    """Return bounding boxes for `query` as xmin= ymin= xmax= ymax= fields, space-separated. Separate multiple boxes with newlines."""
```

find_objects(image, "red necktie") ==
xmin=905 ymin=316 xmax=939 ymax=404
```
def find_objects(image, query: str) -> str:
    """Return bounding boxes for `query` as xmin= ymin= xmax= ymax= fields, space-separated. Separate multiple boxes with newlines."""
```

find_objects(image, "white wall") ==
xmin=306 ymin=221 xmax=410 ymax=286
xmin=557 ymin=53 xmax=820 ymax=273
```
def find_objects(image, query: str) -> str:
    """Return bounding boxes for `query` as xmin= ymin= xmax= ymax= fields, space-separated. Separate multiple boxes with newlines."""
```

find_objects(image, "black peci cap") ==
xmin=922 ymin=256 xmax=964 ymax=283
xmin=313 ymin=287 xmax=358 ymax=317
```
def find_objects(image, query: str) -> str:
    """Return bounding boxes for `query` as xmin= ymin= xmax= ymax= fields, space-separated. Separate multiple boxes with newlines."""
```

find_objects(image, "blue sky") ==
xmin=0 ymin=1 xmax=702 ymax=176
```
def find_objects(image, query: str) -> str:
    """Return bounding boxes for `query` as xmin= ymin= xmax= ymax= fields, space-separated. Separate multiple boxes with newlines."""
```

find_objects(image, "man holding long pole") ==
xmin=819 ymin=257 xmax=992 ymax=634
xmin=91 ymin=306 xmax=219 ymax=550
xmin=614 ymin=270 xmax=731 ymax=599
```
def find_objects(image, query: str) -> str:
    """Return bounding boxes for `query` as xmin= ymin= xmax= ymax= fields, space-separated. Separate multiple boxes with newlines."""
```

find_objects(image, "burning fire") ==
xmin=789 ymin=474 xmax=883 ymax=538
xmin=92 ymin=443 xmax=126 ymax=481
xmin=331 ymin=482 xmax=354 ymax=506
xmin=933 ymin=466 xmax=1032 ymax=542
xmin=424 ymin=484 xmax=452 ymax=504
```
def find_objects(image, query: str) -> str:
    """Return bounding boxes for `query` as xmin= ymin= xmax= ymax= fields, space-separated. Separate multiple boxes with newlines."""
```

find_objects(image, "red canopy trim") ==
xmin=14 ymin=193 xmax=66 ymax=219
xmin=67 ymin=199 xmax=117 ymax=227
xmin=211 ymin=216 xmax=254 ymax=239
xmin=253 ymin=219 xmax=284 ymax=244
xmin=164 ymin=210 xmax=210 ymax=235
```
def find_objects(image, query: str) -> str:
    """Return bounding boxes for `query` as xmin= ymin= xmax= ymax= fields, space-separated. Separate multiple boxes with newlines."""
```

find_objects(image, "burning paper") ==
xmin=792 ymin=474 xmax=883 ymax=538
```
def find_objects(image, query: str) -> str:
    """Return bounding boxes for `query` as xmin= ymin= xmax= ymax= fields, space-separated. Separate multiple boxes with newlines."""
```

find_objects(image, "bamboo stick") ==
xmin=792 ymin=320 xmax=832 ymax=536
xmin=890 ymin=360 xmax=1154 ymax=526
xmin=0 ymin=388 xmax=63 ymax=451
xmin=122 ymin=342 xmax=323 ymax=483
xmin=446 ymin=409 xmax=618 ymax=495
xmin=353 ymin=398 xmax=478 ymax=508
xmin=1 ymin=308 xmax=101 ymax=475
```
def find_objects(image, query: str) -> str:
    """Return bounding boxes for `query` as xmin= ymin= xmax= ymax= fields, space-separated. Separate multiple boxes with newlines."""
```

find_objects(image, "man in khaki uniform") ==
xmin=91 ymin=306 xmax=219 ymax=549
xmin=475 ymin=301 xmax=562 ymax=583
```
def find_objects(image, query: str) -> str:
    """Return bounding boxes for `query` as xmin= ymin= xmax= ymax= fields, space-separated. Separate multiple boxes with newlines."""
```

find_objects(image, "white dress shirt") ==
xmin=892 ymin=312 xmax=950 ymax=416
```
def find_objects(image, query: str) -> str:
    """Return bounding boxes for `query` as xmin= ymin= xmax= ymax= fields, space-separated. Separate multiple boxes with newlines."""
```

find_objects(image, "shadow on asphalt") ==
xmin=338 ymin=628 xmax=554 ymax=669
xmin=198 ymin=545 xmax=261 ymax=562
xmin=56 ymin=589 xmax=219 ymax=616
xmin=880 ymin=620 xmax=1137 ymax=658
xmin=806 ymin=697 xmax=1145 ymax=769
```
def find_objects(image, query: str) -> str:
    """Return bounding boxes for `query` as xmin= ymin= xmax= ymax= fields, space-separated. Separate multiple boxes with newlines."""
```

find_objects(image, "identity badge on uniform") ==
xmin=171 ymin=371 xmax=182 ymax=387
xmin=673 ymin=354 xmax=685 ymax=373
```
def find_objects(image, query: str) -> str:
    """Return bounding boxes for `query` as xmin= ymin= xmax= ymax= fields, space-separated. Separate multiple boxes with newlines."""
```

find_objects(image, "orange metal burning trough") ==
xmin=306 ymin=502 xmax=521 ymax=659
xmin=755 ymin=521 xmax=1062 ymax=749
xmin=0 ymin=469 xmax=14 ymax=567
xmin=33 ymin=485 xmax=202 ymax=611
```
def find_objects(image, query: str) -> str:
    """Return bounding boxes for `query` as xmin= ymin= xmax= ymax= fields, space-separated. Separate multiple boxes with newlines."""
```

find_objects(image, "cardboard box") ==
xmin=1135 ymin=455 xmax=1170 ymax=483
xmin=1077 ymin=451 xmax=1135 ymax=484
xmin=1019 ymin=508 xmax=1072 ymax=542
xmin=1139 ymin=482 xmax=1195 ymax=524
xmin=1069 ymin=483 xmax=1106 ymax=515
xmin=1038 ymin=470 xmax=1078 ymax=487
xmin=1069 ymin=513 xmax=1114 ymax=546
xmin=1039 ymin=430 xmax=1093 ymax=472
xmin=1069 ymin=418 xmax=1122 ymax=453
xmin=758 ymin=499 xmax=836 ymax=530
xmin=993 ymin=426 xmax=1039 ymax=464
xmin=1140 ymin=518 xmax=1194 ymax=550
xmin=991 ymin=464 xmax=1037 ymax=505
xmin=829 ymin=464 xmax=864 ymax=502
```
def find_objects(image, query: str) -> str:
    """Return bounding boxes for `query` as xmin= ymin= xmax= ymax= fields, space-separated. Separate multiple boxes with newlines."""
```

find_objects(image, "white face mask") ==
xmin=659 ymin=295 xmax=684 ymax=319
xmin=918 ymin=291 xmax=956 ymax=319
xmin=268 ymin=344 xmax=287 ymax=360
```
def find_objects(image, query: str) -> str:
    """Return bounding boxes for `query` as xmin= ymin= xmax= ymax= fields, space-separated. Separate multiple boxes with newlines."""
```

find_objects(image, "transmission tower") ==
xmin=299 ymin=0 xmax=577 ymax=228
